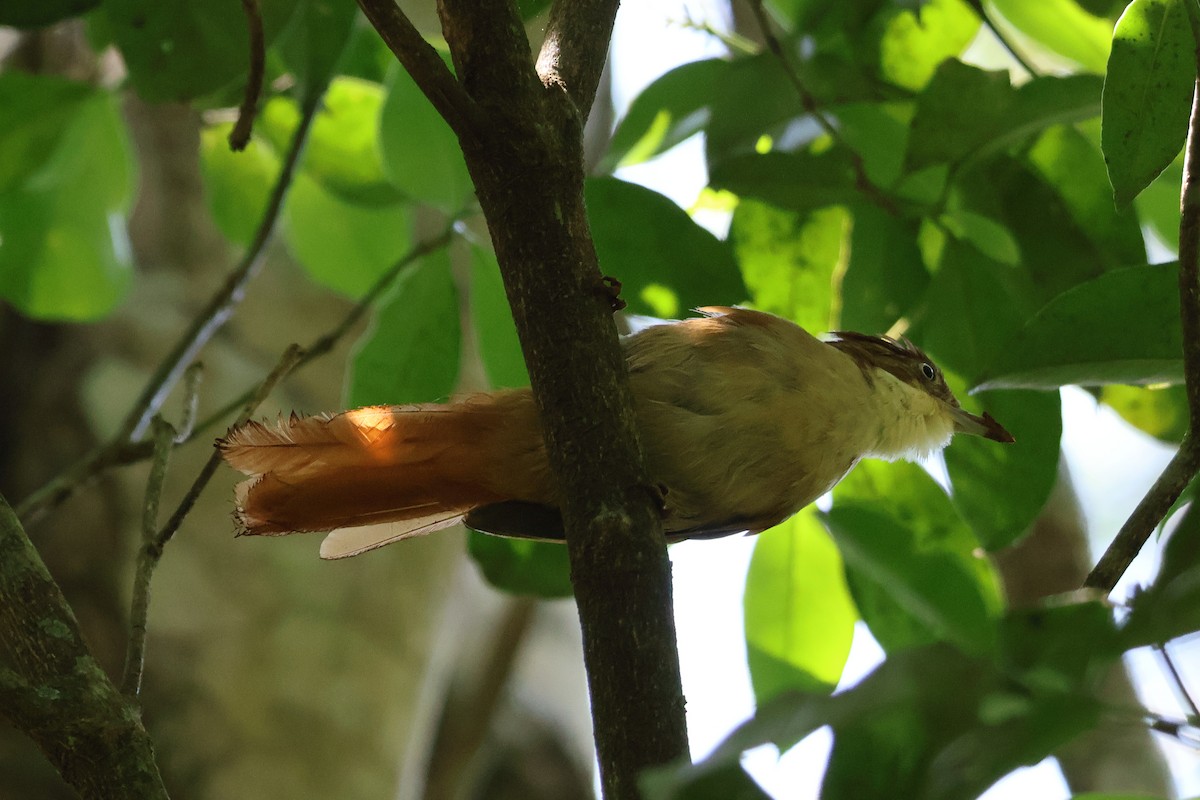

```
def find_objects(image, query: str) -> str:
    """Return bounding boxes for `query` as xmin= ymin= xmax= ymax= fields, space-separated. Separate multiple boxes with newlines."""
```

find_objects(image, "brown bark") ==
xmin=355 ymin=2 xmax=690 ymax=796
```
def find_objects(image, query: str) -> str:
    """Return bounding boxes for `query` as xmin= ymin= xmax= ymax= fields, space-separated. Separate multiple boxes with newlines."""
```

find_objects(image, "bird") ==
xmin=218 ymin=306 xmax=1013 ymax=559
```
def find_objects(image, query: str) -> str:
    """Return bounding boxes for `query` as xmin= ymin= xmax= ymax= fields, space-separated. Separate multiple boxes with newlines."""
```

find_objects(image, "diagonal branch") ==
xmin=0 ymin=494 xmax=168 ymax=798
xmin=1085 ymin=18 xmax=1200 ymax=592
xmin=355 ymin=0 xmax=482 ymax=137
xmin=746 ymin=0 xmax=898 ymax=215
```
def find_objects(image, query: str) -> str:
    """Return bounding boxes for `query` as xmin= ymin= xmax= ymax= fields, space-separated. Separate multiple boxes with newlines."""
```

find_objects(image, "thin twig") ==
xmin=745 ymin=0 xmax=898 ymax=215
xmin=119 ymin=343 xmax=302 ymax=697
xmin=229 ymin=0 xmax=266 ymax=151
xmin=1157 ymin=644 xmax=1200 ymax=719
xmin=355 ymin=0 xmax=483 ymax=137
xmin=1147 ymin=713 xmax=1200 ymax=746
xmin=156 ymin=344 xmax=305 ymax=551
xmin=174 ymin=363 xmax=203 ymax=444
xmin=121 ymin=416 xmax=177 ymax=698
xmin=1084 ymin=74 xmax=1200 ymax=592
xmin=51 ymin=228 xmax=457 ymax=478
xmin=15 ymin=97 xmax=319 ymax=524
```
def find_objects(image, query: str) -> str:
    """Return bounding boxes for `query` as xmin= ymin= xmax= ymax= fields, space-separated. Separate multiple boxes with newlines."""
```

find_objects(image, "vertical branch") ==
xmin=359 ymin=1 xmax=690 ymax=796
xmin=121 ymin=416 xmax=177 ymax=697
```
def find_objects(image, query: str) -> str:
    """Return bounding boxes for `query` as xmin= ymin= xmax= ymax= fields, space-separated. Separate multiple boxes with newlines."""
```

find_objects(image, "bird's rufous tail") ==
xmin=218 ymin=391 xmax=550 ymax=556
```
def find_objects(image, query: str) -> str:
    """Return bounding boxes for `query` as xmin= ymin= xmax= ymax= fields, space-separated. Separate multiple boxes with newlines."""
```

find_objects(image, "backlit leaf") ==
xmin=730 ymin=200 xmax=846 ymax=333
xmin=976 ymin=263 xmax=1182 ymax=390
xmin=989 ymin=0 xmax=1114 ymax=73
xmin=283 ymin=173 xmax=411 ymax=297
xmin=1101 ymin=0 xmax=1194 ymax=207
xmin=0 ymin=85 xmax=134 ymax=320
xmin=744 ymin=511 xmax=857 ymax=704
xmin=347 ymin=250 xmax=459 ymax=406
xmin=586 ymin=177 xmax=746 ymax=317
xmin=467 ymin=533 xmax=573 ymax=598
xmin=379 ymin=62 xmax=473 ymax=212
xmin=601 ymin=59 xmax=727 ymax=172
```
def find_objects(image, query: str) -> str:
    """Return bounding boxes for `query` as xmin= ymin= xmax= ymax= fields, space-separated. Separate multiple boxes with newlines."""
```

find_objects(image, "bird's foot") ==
xmin=597 ymin=274 xmax=626 ymax=312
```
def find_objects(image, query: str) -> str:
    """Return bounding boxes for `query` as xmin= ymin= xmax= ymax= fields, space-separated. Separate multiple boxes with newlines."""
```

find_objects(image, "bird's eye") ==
xmin=921 ymin=362 xmax=936 ymax=380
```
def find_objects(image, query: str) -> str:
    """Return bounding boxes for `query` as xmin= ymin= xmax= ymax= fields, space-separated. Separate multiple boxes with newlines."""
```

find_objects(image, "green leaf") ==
xmin=989 ymin=0 xmax=1114 ymax=73
xmin=0 ymin=86 xmax=134 ymax=321
xmin=833 ymin=102 xmax=913 ymax=189
xmin=260 ymin=78 xmax=400 ymax=205
xmin=955 ymin=155 xmax=1124 ymax=304
xmin=1136 ymin=153 xmax=1183 ymax=251
xmin=1027 ymin=124 xmax=1146 ymax=267
xmin=936 ymin=208 xmax=1020 ymax=266
xmin=347 ymin=250 xmax=459 ymax=406
xmin=744 ymin=510 xmax=857 ymax=704
xmin=905 ymin=61 xmax=1103 ymax=173
xmin=0 ymin=0 xmax=99 ymax=27
xmin=778 ymin=0 xmax=890 ymax=38
xmin=824 ymin=505 xmax=998 ymax=655
xmin=283 ymin=173 xmax=411 ymax=297
xmin=945 ymin=391 xmax=1062 ymax=551
xmin=1101 ymin=383 xmax=1189 ymax=442
xmin=379 ymin=62 xmax=473 ymax=212
xmin=1124 ymin=503 xmax=1200 ymax=646
xmin=200 ymin=125 xmax=280 ymax=247
xmin=1000 ymin=602 xmax=1121 ymax=689
xmin=641 ymin=761 xmax=772 ymax=800
xmin=97 ymin=0 xmax=295 ymax=102
xmin=672 ymin=608 xmax=1119 ymax=800
xmin=705 ymin=50 xmax=883 ymax=163
xmin=466 ymin=533 xmax=573 ymax=598
xmin=730 ymin=200 xmax=846 ymax=333
xmin=976 ymin=263 xmax=1182 ymax=390
xmin=915 ymin=692 xmax=1101 ymax=800
xmin=585 ymin=177 xmax=746 ymax=317
xmin=0 ymin=73 xmax=92 ymax=193
xmin=709 ymin=150 xmax=859 ymax=215
xmin=839 ymin=202 xmax=929 ymax=333
xmin=275 ymin=0 xmax=358 ymax=105
xmin=600 ymin=58 xmax=727 ymax=172
xmin=1101 ymin=0 xmax=1194 ymax=207
xmin=915 ymin=239 xmax=1031 ymax=383
xmin=516 ymin=0 xmax=552 ymax=18
xmin=831 ymin=461 xmax=1003 ymax=653
xmin=470 ymin=245 xmax=529 ymax=389
xmin=868 ymin=0 xmax=979 ymax=91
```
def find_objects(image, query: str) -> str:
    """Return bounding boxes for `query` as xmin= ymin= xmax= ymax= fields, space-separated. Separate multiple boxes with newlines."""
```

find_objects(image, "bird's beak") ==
xmin=950 ymin=407 xmax=1015 ymax=443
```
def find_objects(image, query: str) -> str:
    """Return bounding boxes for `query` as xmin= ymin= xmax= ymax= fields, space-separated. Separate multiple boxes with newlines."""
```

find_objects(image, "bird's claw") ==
xmin=597 ymin=275 xmax=626 ymax=312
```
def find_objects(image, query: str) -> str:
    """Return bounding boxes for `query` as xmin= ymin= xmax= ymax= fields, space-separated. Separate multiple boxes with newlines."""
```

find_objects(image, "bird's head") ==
xmin=828 ymin=331 xmax=1015 ymax=448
